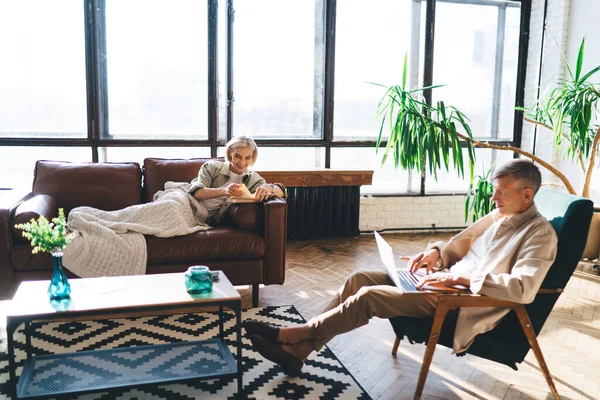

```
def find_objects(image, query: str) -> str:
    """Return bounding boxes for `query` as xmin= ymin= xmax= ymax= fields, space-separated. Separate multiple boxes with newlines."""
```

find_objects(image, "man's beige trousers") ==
xmin=307 ymin=271 xmax=441 ymax=350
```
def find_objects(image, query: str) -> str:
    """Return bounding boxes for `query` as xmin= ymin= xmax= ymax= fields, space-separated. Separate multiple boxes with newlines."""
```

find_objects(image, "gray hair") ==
xmin=492 ymin=159 xmax=541 ymax=194
xmin=224 ymin=136 xmax=258 ymax=165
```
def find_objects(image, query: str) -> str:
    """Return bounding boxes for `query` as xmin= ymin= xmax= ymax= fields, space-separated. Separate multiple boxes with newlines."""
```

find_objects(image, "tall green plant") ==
xmin=375 ymin=38 xmax=600 ymax=213
xmin=465 ymin=166 xmax=496 ymax=222
xmin=373 ymin=55 xmax=476 ymax=184
xmin=523 ymin=38 xmax=600 ymax=198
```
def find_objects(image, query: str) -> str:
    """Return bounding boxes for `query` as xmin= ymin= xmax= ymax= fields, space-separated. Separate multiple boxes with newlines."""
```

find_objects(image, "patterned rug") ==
xmin=0 ymin=306 xmax=370 ymax=399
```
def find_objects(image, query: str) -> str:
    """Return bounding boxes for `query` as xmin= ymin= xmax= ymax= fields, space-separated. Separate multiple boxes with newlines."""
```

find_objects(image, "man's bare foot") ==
xmin=282 ymin=339 xmax=314 ymax=362
xmin=278 ymin=325 xmax=312 ymax=344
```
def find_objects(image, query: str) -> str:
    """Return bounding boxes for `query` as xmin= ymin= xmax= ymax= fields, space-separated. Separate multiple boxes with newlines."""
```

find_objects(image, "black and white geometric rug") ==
xmin=0 ymin=306 xmax=371 ymax=399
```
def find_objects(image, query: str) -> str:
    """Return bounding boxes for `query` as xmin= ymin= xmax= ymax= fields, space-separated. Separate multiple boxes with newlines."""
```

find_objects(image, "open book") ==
xmin=225 ymin=184 xmax=256 ymax=203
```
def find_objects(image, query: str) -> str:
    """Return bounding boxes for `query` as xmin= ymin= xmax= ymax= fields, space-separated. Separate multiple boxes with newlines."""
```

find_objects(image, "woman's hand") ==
xmin=224 ymin=183 xmax=244 ymax=197
xmin=408 ymin=248 xmax=440 ymax=273
xmin=254 ymin=184 xmax=273 ymax=202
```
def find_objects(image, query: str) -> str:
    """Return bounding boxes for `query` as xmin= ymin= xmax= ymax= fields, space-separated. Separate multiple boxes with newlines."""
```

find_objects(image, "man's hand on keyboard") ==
xmin=416 ymin=272 xmax=470 ymax=291
xmin=407 ymin=249 xmax=440 ymax=274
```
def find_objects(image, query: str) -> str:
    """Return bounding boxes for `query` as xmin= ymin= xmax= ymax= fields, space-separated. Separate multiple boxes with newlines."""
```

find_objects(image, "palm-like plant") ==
xmin=376 ymin=39 xmax=600 ymax=212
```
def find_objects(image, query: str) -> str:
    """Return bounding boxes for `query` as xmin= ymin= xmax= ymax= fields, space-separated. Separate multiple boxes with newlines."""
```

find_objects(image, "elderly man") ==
xmin=246 ymin=159 xmax=558 ymax=374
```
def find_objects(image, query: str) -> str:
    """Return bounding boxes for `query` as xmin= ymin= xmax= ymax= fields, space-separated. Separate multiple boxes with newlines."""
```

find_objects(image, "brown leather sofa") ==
xmin=0 ymin=158 xmax=287 ymax=305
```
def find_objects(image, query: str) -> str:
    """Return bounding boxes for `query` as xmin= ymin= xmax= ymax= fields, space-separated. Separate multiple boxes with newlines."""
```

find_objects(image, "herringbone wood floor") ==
xmin=241 ymin=232 xmax=600 ymax=400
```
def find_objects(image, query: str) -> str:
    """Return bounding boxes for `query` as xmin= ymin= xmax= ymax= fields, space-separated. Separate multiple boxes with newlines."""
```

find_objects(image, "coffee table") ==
xmin=6 ymin=271 xmax=242 ymax=399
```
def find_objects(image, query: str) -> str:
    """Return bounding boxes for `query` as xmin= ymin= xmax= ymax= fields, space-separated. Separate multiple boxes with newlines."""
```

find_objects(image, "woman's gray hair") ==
xmin=492 ymin=159 xmax=542 ymax=194
xmin=224 ymin=136 xmax=258 ymax=165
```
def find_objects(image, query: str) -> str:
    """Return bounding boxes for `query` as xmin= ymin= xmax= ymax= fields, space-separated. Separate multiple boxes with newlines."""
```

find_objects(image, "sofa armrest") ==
xmin=0 ymin=189 xmax=32 ymax=300
xmin=263 ymin=197 xmax=287 ymax=285
xmin=12 ymin=194 xmax=58 ymax=239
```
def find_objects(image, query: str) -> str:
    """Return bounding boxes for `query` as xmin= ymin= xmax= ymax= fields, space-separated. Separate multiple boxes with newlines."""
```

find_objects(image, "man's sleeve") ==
xmin=469 ymin=224 xmax=558 ymax=303
xmin=188 ymin=163 xmax=215 ymax=195
xmin=431 ymin=211 xmax=496 ymax=269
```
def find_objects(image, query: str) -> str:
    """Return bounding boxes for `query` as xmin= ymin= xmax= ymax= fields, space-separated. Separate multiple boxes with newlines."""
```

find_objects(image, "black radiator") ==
xmin=286 ymin=186 xmax=361 ymax=240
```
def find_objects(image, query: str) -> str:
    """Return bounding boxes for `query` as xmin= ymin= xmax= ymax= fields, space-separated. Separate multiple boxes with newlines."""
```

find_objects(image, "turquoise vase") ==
xmin=48 ymin=252 xmax=71 ymax=300
xmin=184 ymin=266 xmax=213 ymax=294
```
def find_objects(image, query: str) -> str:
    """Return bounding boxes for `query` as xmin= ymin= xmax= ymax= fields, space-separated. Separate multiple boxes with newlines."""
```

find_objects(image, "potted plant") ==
xmin=375 ymin=38 xmax=600 ymax=216
xmin=14 ymin=208 xmax=75 ymax=300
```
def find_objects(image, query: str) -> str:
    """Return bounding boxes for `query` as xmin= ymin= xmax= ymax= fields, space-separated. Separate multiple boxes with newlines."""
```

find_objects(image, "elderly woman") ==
xmin=188 ymin=136 xmax=285 ymax=224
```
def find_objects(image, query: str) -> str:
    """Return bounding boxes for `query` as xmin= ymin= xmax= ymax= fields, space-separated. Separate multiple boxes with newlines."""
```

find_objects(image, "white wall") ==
xmin=359 ymin=195 xmax=468 ymax=232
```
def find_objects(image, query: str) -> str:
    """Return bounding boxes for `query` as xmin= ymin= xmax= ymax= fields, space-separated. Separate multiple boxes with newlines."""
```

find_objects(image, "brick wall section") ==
xmin=359 ymin=195 xmax=469 ymax=232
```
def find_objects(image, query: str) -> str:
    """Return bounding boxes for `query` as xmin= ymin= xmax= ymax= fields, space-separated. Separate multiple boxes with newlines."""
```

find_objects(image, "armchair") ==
xmin=389 ymin=187 xmax=594 ymax=399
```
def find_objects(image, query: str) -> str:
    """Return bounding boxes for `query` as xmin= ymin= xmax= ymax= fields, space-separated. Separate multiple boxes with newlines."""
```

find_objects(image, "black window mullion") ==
xmin=323 ymin=0 xmax=336 ymax=168
xmin=513 ymin=0 xmax=531 ymax=154
xmin=208 ymin=0 xmax=218 ymax=158
xmin=226 ymin=0 xmax=234 ymax=143
xmin=90 ymin=0 xmax=109 ymax=160
xmin=421 ymin=0 xmax=436 ymax=196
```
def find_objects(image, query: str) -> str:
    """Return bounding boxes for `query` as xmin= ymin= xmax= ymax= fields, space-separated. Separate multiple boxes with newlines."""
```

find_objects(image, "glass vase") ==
xmin=48 ymin=252 xmax=71 ymax=300
xmin=184 ymin=266 xmax=213 ymax=294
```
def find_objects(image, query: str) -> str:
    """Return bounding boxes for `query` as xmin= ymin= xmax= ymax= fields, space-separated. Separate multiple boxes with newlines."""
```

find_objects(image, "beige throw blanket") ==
xmin=63 ymin=182 xmax=210 ymax=277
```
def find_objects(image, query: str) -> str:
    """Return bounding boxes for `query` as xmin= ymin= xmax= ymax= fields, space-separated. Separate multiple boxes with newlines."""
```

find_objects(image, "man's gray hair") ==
xmin=492 ymin=159 xmax=542 ymax=194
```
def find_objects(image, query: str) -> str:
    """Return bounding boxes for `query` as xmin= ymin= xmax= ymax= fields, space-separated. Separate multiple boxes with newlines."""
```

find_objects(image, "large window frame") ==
xmin=0 ymin=0 xmax=530 ymax=195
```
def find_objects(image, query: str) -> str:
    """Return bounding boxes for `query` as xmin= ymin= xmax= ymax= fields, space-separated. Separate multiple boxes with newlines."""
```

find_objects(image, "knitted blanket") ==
xmin=63 ymin=183 xmax=211 ymax=277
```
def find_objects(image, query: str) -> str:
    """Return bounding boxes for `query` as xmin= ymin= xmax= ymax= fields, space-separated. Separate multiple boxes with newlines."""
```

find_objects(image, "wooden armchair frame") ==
xmin=391 ymin=289 xmax=562 ymax=400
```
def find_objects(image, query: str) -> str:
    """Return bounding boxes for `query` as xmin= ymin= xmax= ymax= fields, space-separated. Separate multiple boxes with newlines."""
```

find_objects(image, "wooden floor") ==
xmin=240 ymin=232 xmax=600 ymax=400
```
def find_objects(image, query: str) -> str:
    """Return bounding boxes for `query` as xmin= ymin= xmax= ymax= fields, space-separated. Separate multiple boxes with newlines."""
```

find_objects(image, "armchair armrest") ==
xmin=263 ymin=197 xmax=287 ymax=285
xmin=435 ymin=288 xmax=564 ymax=311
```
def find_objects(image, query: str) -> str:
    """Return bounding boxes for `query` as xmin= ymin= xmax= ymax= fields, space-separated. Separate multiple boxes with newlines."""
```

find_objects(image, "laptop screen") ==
xmin=374 ymin=231 xmax=402 ymax=288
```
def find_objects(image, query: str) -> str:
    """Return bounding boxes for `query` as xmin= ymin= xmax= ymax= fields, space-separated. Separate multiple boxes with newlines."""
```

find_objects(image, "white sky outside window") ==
xmin=105 ymin=0 xmax=208 ymax=139
xmin=101 ymin=147 xmax=210 ymax=165
xmin=233 ymin=0 xmax=322 ymax=140
xmin=0 ymin=0 xmax=86 ymax=137
xmin=333 ymin=0 xmax=412 ymax=140
xmin=0 ymin=147 xmax=91 ymax=189
xmin=330 ymin=148 xmax=420 ymax=195
xmin=433 ymin=2 xmax=520 ymax=141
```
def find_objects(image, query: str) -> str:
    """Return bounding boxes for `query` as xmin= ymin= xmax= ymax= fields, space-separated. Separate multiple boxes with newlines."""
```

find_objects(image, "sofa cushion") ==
xmin=32 ymin=161 xmax=141 ymax=214
xmin=143 ymin=158 xmax=220 ymax=202
xmin=145 ymin=227 xmax=265 ymax=265
xmin=12 ymin=194 xmax=58 ymax=239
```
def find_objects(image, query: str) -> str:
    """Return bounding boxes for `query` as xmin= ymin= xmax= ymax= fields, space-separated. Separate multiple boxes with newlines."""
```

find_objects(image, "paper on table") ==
xmin=76 ymin=277 xmax=128 ymax=294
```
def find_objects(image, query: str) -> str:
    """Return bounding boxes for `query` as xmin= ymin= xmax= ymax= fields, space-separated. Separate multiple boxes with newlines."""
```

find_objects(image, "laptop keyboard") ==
xmin=397 ymin=270 xmax=420 ymax=292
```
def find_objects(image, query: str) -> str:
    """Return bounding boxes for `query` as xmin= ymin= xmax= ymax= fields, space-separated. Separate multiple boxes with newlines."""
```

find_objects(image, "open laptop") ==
xmin=374 ymin=231 xmax=465 ymax=293
xmin=374 ymin=231 xmax=424 ymax=293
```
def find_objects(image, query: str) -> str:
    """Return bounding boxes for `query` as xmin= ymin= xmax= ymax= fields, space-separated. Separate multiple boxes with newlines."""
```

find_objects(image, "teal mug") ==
xmin=184 ymin=266 xmax=213 ymax=294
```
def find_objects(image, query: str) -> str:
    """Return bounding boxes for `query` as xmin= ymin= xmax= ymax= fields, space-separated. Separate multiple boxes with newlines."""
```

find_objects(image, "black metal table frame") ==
xmin=6 ymin=298 xmax=242 ymax=399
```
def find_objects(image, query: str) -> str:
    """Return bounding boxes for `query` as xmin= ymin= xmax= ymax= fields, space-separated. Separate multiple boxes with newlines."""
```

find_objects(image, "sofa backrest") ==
xmin=143 ymin=158 xmax=217 ymax=202
xmin=32 ymin=161 xmax=142 ymax=214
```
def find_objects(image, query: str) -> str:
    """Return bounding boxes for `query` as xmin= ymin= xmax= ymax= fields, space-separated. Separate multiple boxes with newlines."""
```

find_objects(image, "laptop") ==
xmin=374 ymin=231 xmax=465 ymax=293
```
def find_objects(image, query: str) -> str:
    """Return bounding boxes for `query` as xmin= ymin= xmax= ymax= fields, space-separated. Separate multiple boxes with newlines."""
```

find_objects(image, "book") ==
xmin=225 ymin=183 xmax=256 ymax=203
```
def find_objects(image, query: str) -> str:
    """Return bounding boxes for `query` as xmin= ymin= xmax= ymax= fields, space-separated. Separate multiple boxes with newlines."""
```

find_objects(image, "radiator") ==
xmin=286 ymin=186 xmax=360 ymax=240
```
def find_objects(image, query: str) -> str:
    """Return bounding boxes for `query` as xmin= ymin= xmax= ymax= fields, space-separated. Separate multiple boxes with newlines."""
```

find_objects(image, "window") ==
xmin=0 ymin=0 xmax=87 ymax=138
xmin=0 ymin=147 xmax=91 ymax=189
xmin=101 ymin=147 xmax=210 ymax=165
xmin=232 ymin=0 xmax=325 ymax=140
xmin=432 ymin=0 xmax=521 ymax=140
xmin=105 ymin=0 xmax=208 ymax=139
xmin=333 ymin=0 xmax=413 ymax=140
xmin=0 ymin=0 xmax=528 ymax=196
